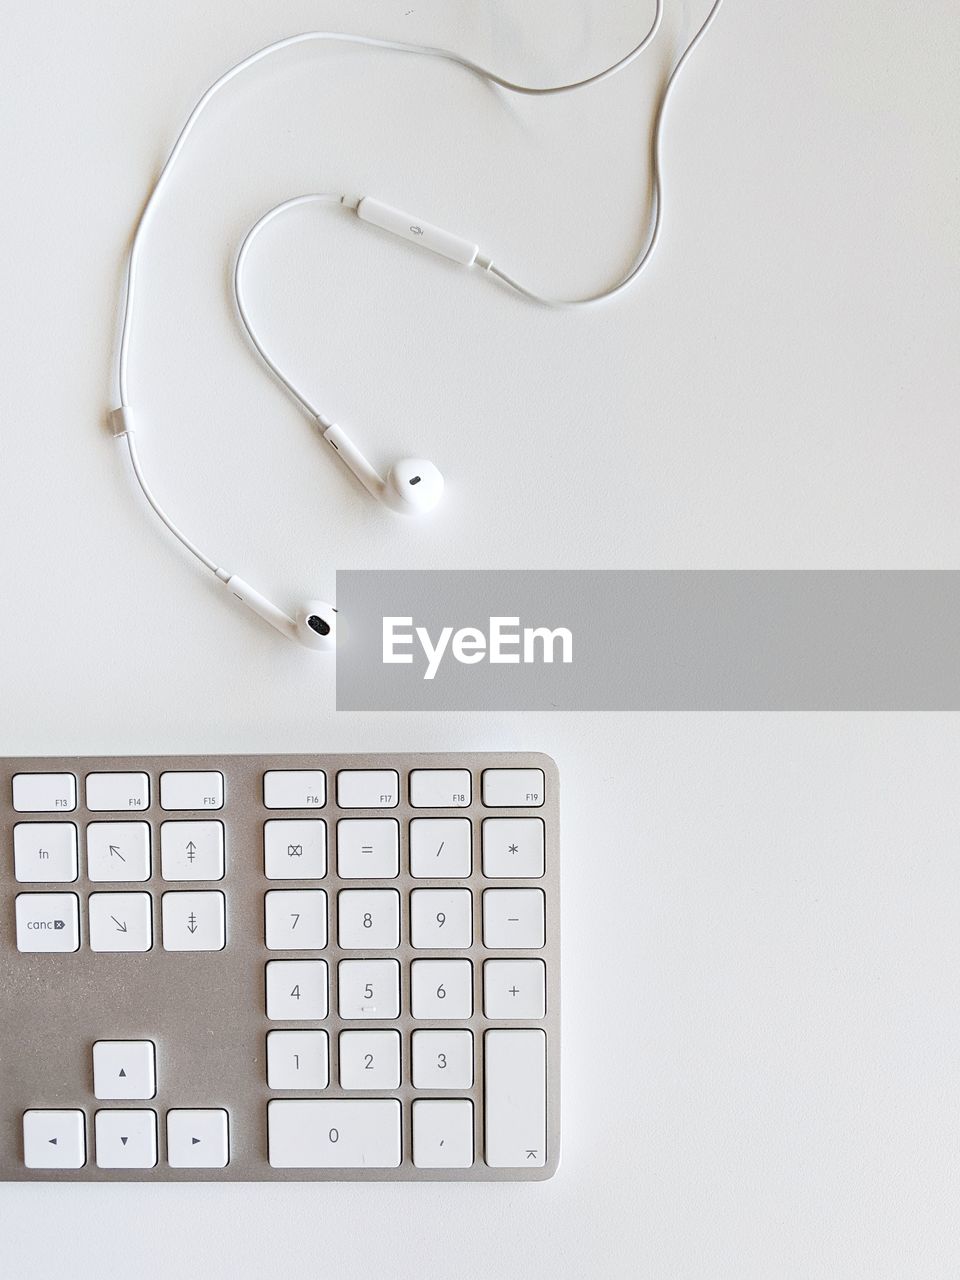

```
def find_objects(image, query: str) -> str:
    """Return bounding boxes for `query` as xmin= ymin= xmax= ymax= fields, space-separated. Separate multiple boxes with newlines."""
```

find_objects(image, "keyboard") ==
xmin=0 ymin=753 xmax=559 ymax=1181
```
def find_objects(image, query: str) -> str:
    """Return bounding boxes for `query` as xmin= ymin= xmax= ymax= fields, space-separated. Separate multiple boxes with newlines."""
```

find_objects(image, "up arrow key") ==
xmin=118 ymin=1068 xmax=126 ymax=1078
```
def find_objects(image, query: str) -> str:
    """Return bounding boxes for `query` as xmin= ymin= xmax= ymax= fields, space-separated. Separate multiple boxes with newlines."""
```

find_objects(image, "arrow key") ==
xmin=93 ymin=1040 xmax=156 ymax=1100
xmin=166 ymin=1109 xmax=229 ymax=1168
xmin=88 ymin=892 xmax=153 ymax=952
xmin=86 ymin=822 xmax=151 ymax=882
xmin=23 ymin=1110 xmax=86 ymax=1169
xmin=95 ymin=1109 xmax=157 ymax=1169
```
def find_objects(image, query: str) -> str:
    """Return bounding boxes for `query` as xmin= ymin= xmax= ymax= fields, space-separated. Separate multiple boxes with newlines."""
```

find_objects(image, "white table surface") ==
xmin=2 ymin=1 xmax=959 ymax=1276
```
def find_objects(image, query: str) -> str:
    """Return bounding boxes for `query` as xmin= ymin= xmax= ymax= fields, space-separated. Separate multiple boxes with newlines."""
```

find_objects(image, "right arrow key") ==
xmin=166 ymin=1109 xmax=229 ymax=1169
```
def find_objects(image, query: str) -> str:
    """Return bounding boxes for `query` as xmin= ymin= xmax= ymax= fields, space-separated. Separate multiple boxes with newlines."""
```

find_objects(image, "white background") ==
xmin=2 ymin=0 xmax=959 ymax=1276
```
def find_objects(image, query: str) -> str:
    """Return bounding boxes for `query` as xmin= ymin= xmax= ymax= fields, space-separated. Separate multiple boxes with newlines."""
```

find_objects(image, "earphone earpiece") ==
xmin=295 ymin=600 xmax=337 ymax=650
xmin=383 ymin=458 xmax=444 ymax=514
xmin=321 ymin=424 xmax=443 ymax=516
xmin=221 ymin=574 xmax=335 ymax=651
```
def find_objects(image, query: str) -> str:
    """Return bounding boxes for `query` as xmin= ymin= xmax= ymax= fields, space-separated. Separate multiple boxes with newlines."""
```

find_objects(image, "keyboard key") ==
xmin=93 ymin=1040 xmax=156 ymax=1100
xmin=85 ymin=772 xmax=150 ymax=812
xmin=482 ymin=817 xmax=545 ymax=878
xmin=409 ymin=817 xmax=472 ymax=878
xmin=86 ymin=821 xmax=151 ymax=882
xmin=267 ymin=1030 xmax=329 ymax=1089
xmin=265 ymin=890 xmax=327 ymax=950
xmin=13 ymin=822 xmax=78 ymax=883
xmin=483 ymin=959 xmax=546 ymax=1018
xmin=160 ymin=820 xmax=224 ymax=881
xmin=339 ymin=1030 xmax=401 ymax=1089
xmin=411 ymin=1029 xmax=474 ymax=1089
xmin=15 ymin=892 xmax=80 ymax=953
xmin=484 ymin=1029 xmax=546 ymax=1168
xmin=12 ymin=772 xmax=76 ymax=812
xmin=159 ymin=771 xmax=223 ymax=811
xmin=23 ymin=1110 xmax=85 ymax=1169
xmin=410 ymin=959 xmax=473 ymax=1019
xmin=264 ymin=819 xmax=326 ymax=879
xmin=166 ymin=1109 xmax=229 ymax=1169
xmin=409 ymin=769 xmax=471 ymax=808
xmin=337 ymin=959 xmax=400 ymax=1020
xmin=336 ymin=770 xmax=399 ymax=809
xmin=161 ymin=890 xmax=225 ymax=951
xmin=413 ymin=1099 xmax=474 ymax=1169
xmin=265 ymin=960 xmax=328 ymax=1020
xmin=268 ymin=1099 xmax=401 ymax=1168
xmin=410 ymin=888 xmax=473 ymax=949
xmin=89 ymin=891 xmax=153 ymax=952
xmin=263 ymin=769 xmax=326 ymax=809
xmin=481 ymin=768 xmax=544 ymax=808
xmin=482 ymin=888 xmax=545 ymax=949
xmin=94 ymin=1108 xmax=157 ymax=1169
xmin=336 ymin=819 xmax=399 ymax=878
xmin=337 ymin=889 xmax=400 ymax=949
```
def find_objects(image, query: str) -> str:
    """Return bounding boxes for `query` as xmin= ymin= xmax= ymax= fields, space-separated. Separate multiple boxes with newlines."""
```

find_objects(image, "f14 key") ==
xmin=0 ymin=753 xmax=559 ymax=1181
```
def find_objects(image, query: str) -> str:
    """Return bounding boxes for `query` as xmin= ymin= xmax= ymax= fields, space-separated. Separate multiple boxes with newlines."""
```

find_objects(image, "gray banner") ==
xmin=335 ymin=571 xmax=960 ymax=711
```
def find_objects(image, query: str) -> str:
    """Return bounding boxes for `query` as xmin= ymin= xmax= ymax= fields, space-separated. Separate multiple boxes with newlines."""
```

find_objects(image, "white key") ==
xmin=339 ymin=1030 xmax=401 ymax=1090
xmin=12 ymin=773 xmax=76 ymax=813
xmin=23 ymin=1110 xmax=85 ymax=1169
xmin=263 ymin=769 xmax=326 ymax=809
xmin=166 ymin=1109 xmax=229 ymax=1169
xmin=336 ymin=770 xmax=399 ymax=809
xmin=13 ymin=823 xmax=78 ymax=883
xmin=410 ymin=888 xmax=473 ymax=949
xmin=409 ymin=769 xmax=471 ymax=808
xmin=410 ymin=959 xmax=473 ymax=1019
xmin=413 ymin=1099 xmax=474 ymax=1169
xmin=268 ymin=1099 xmax=401 ymax=1168
xmin=484 ymin=1029 xmax=547 ymax=1168
xmin=161 ymin=890 xmax=225 ymax=951
xmin=89 ymin=891 xmax=153 ymax=952
xmin=482 ymin=818 xmax=545 ymax=878
xmin=267 ymin=1030 xmax=329 ymax=1089
xmin=159 ymin=820 xmax=224 ymax=881
xmin=336 ymin=819 xmax=399 ymax=879
xmin=337 ymin=959 xmax=400 ymax=1020
xmin=93 ymin=1040 xmax=156 ymax=1100
xmin=15 ymin=892 xmax=80 ymax=953
xmin=264 ymin=819 xmax=327 ymax=879
xmin=482 ymin=888 xmax=545 ymax=949
xmin=265 ymin=889 xmax=327 ymax=950
xmin=95 ymin=1108 xmax=157 ymax=1169
xmin=483 ymin=959 xmax=546 ymax=1019
xmin=481 ymin=768 xmax=544 ymax=808
xmin=409 ymin=818 xmax=472 ymax=878
xmin=265 ymin=960 xmax=328 ymax=1020
xmin=337 ymin=889 xmax=400 ymax=949
xmin=411 ymin=1029 xmax=474 ymax=1089
xmin=86 ymin=821 xmax=151 ymax=882
xmin=159 ymin=770 xmax=223 ymax=811
xmin=85 ymin=772 xmax=150 ymax=812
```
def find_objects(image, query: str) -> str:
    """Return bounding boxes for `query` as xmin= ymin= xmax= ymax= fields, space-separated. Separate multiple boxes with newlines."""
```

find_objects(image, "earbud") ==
xmin=221 ymin=575 xmax=336 ymax=650
xmin=322 ymin=424 xmax=444 ymax=515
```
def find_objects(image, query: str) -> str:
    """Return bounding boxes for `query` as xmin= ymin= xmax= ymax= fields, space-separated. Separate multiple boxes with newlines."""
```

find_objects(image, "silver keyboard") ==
xmin=0 ymin=753 xmax=559 ymax=1181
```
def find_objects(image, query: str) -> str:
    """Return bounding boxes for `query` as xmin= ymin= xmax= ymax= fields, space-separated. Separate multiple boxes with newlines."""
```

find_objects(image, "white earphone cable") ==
xmin=115 ymin=0 xmax=724 ymax=575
